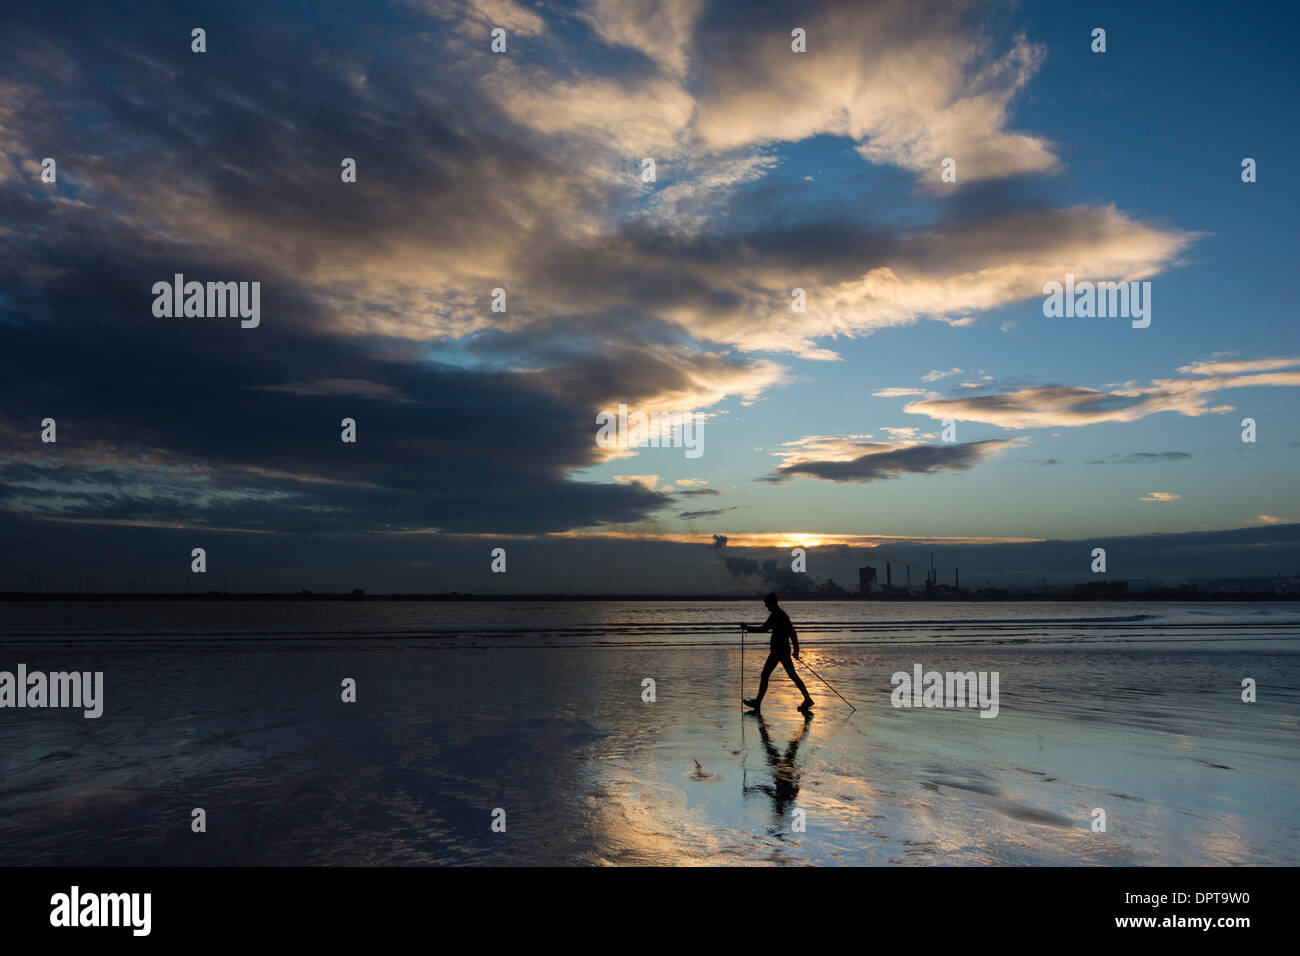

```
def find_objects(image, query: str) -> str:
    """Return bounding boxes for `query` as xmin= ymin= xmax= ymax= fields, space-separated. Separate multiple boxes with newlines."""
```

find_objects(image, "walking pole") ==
xmin=796 ymin=656 xmax=857 ymax=713
xmin=740 ymin=624 xmax=746 ymax=706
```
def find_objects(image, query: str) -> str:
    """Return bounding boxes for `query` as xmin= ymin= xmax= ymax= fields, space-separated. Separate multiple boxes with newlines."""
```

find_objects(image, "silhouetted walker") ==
xmin=743 ymin=593 xmax=814 ymax=712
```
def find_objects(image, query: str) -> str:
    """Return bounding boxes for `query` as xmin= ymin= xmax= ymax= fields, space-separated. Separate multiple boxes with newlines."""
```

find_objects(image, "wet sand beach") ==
xmin=1 ymin=601 xmax=1296 ymax=865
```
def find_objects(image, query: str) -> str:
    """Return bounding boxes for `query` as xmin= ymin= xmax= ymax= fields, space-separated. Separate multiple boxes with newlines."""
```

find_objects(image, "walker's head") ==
xmin=764 ymin=592 xmax=779 ymax=609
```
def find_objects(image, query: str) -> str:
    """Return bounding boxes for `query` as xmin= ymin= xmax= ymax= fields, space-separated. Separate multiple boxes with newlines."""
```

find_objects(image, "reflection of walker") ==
xmin=742 ymin=710 xmax=812 ymax=816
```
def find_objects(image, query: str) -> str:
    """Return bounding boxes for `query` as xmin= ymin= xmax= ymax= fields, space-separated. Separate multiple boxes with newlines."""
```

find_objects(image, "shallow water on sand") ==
xmin=1 ymin=601 xmax=1297 ymax=865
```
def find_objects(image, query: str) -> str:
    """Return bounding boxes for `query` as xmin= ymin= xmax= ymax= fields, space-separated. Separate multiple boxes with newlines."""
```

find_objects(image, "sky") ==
xmin=1 ymin=0 xmax=1297 ymax=593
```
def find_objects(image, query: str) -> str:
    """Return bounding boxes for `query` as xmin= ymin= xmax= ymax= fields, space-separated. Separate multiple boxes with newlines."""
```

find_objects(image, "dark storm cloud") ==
xmin=0 ymin=246 xmax=673 ymax=538
xmin=0 ymin=0 xmax=679 ymax=534
xmin=0 ymin=211 xmax=668 ymax=533
xmin=0 ymin=297 xmax=667 ymax=533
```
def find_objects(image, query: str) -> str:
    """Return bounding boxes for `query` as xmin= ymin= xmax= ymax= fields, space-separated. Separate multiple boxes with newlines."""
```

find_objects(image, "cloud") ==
xmin=411 ymin=0 xmax=547 ymax=37
xmin=599 ymin=203 xmax=1199 ymax=359
xmin=1139 ymin=491 xmax=1182 ymax=502
xmin=691 ymin=0 xmax=1060 ymax=183
xmin=902 ymin=359 xmax=1300 ymax=429
xmin=873 ymin=387 xmax=931 ymax=398
xmin=487 ymin=70 xmax=695 ymax=158
xmin=679 ymin=506 xmax=738 ymax=520
xmin=1123 ymin=451 xmax=1192 ymax=461
xmin=615 ymin=475 xmax=661 ymax=492
xmin=248 ymin=379 xmax=415 ymax=402
xmin=1176 ymin=356 xmax=1300 ymax=376
xmin=881 ymin=426 xmax=927 ymax=440
xmin=764 ymin=436 xmax=1020 ymax=483
xmin=517 ymin=344 xmax=787 ymax=413
xmin=1087 ymin=451 xmax=1192 ymax=464
xmin=577 ymin=0 xmax=703 ymax=79
xmin=922 ymin=367 xmax=964 ymax=382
